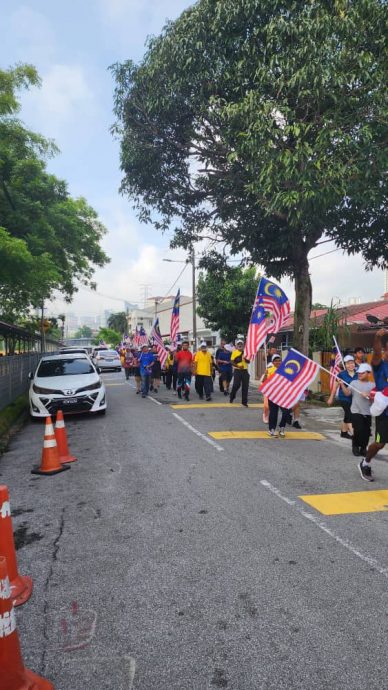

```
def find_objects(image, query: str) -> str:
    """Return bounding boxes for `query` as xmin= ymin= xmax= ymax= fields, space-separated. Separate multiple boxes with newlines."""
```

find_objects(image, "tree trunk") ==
xmin=292 ymin=256 xmax=312 ymax=354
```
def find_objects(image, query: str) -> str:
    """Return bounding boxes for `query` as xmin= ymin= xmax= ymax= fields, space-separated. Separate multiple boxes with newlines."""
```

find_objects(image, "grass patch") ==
xmin=0 ymin=395 xmax=29 ymax=451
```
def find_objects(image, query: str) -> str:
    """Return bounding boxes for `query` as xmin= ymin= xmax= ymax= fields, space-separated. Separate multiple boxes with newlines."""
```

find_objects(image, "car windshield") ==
xmin=99 ymin=351 xmax=118 ymax=357
xmin=37 ymin=359 xmax=95 ymax=377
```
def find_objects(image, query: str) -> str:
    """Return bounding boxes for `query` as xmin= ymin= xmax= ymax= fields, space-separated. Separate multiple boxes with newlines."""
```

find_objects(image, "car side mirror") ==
xmin=28 ymin=371 xmax=33 ymax=380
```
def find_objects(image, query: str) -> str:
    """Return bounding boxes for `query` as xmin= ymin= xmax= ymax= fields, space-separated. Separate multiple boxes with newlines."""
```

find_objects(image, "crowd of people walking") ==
xmin=118 ymin=329 xmax=388 ymax=483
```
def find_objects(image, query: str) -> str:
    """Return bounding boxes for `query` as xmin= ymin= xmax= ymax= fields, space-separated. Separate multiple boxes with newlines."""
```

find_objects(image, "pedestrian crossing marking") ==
xmin=300 ymin=489 xmax=388 ymax=515
xmin=208 ymin=431 xmax=325 ymax=440
xmin=170 ymin=403 xmax=264 ymax=409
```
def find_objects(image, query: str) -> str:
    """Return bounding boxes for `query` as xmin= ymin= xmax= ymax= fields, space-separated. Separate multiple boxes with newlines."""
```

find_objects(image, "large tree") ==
xmin=0 ymin=64 xmax=109 ymax=321
xmin=111 ymin=0 xmax=387 ymax=353
xmin=197 ymin=265 xmax=258 ymax=341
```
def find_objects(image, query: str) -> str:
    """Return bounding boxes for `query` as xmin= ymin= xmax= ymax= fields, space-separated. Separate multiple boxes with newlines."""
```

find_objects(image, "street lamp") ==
xmin=163 ymin=248 xmax=197 ymax=351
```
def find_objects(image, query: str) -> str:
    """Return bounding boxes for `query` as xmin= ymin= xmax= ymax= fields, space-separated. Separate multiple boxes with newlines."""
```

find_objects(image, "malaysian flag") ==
xmin=244 ymin=278 xmax=290 ymax=359
xmin=150 ymin=319 xmax=168 ymax=367
xmin=329 ymin=344 xmax=342 ymax=393
xmin=133 ymin=326 xmax=148 ymax=348
xmin=260 ymin=348 xmax=319 ymax=408
xmin=170 ymin=289 xmax=180 ymax=345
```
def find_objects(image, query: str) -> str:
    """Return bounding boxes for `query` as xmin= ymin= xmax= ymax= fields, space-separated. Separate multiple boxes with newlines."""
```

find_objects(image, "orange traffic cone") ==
xmin=0 ymin=486 xmax=32 ymax=607
xmin=0 ymin=555 xmax=54 ymax=690
xmin=54 ymin=410 xmax=77 ymax=464
xmin=31 ymin=416 xmax=70 ymax=476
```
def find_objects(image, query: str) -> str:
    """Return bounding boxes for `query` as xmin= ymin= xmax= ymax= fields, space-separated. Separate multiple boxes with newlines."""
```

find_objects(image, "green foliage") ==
xmin=0 ymin=64 xmax=109 ymax=321
xmin=197 ymin=266 xmax=258 ymax=342
xmin=309 ymin=300 xmax=348 ymax=352
xmin=107 ymin=312 xmax=128 ymax=334
xmin=111 ymin=0 xmax=388 ymax=352
xmin=93 ymin=328 xmax=121 ymax=347
xmin=74 ymin=325 xmax=93 ymax=338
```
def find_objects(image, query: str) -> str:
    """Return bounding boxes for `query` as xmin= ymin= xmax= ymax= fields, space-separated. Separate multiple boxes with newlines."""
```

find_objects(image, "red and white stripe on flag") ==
xmin=151 ymin=322 xmax=168 ymax=368
xmin=260 ymin=356 xmax=319 ymax=408
xmin=329 ymin=350 xmax=342 ymax=393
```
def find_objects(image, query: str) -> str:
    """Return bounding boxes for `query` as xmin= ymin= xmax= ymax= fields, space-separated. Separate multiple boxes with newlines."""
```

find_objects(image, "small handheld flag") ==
xmin=151 ymin=319 xmax=168 ymax=367
xmin=329 ymin=344 xmax=342 ymax=393
xmin=260 ymin=348 xmax=319 ymax=408
xmin=170 ymin=289 xmax=180 ymax=346
xmin=244 ymin=277 xmax=290 ymax=359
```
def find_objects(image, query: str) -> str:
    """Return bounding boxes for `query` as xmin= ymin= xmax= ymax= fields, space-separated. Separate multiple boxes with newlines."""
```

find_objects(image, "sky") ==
xmin=1 ymin=0 xmax=385 ymax=323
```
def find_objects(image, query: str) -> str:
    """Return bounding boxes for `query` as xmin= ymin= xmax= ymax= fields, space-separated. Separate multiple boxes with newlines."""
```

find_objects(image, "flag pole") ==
xmin=290 ymin=348 xmax=367 ymax=398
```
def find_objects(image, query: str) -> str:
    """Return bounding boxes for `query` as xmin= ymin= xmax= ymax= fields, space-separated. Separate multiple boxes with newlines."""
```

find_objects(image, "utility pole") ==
xmin=191 ymin=247 xmax=197 ymax=352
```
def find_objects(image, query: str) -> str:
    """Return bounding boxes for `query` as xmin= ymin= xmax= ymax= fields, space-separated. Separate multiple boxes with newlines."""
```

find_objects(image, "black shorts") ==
xmin=133 ymin=367 xmax=140 ymax=377
xmin=375 ymin=414 xmax=388 ymax=444
xmin=339 ymin=400 xmax=352 ymax=424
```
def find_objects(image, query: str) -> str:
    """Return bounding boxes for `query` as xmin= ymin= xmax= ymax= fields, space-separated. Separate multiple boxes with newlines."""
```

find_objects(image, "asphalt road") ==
xmin=1 ymin=372 xmax=388 ymax=690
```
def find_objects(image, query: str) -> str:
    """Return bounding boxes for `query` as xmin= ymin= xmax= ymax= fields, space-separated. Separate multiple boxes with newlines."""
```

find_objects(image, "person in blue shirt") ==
xmin=215 ymin=341 xmax=232 ymax=396
xmin=328 ymin=354 xmax=357 ymax=439
xmin=139 ymin=344 xmax=156 ymax=398
xmin=359 ymin=329 xmax=388 ymax=481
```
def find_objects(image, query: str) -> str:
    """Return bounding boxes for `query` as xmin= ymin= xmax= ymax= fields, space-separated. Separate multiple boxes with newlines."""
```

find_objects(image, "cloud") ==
xmin=22 ymin=64 xmax=96 ymax=140
xmin=6 ymin=5 xmax=56 ymax=65
xmin=98 ymin=0 xmax=192 ymax=57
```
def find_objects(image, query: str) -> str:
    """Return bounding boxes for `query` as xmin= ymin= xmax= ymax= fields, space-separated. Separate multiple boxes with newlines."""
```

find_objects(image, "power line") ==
xmin=309 ymin=247 xmax=341 ymax=261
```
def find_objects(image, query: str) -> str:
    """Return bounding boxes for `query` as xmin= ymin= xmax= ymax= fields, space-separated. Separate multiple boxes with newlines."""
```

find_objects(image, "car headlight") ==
xmin=76 ymin=381 xmax=102 ymax=393
xmin=33 ymin=384 xmax=61 ymax=394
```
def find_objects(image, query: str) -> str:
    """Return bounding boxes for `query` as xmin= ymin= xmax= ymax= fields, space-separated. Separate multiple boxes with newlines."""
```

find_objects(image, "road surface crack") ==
xmin=40 ymin=506 xmax=66 ymax=672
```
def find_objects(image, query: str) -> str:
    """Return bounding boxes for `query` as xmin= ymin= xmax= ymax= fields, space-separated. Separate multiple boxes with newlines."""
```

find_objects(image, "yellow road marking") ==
xmin=300 ymin=489 xmax=388 ymax=515
xmin=208 ymin=430 xmax=324 ymax=440
xmin=171 ymin=403 xmax=263 ymax=409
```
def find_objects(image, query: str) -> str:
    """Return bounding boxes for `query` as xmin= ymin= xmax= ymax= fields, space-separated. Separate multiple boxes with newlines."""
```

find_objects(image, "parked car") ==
xmin=29 ymin=353 xmax=107 ymax=418
xmin=59 ymin=347 xmax=89 ymax=356
xmin=91 ymin=345 xmax=109 ymax=361
xmin=93 ymin=349 xmax=122 ymax=371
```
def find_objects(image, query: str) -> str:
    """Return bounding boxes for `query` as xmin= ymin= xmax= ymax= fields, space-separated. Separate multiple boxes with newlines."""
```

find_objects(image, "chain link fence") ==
xmin=0 ymin=353 xmax=48 ymax=413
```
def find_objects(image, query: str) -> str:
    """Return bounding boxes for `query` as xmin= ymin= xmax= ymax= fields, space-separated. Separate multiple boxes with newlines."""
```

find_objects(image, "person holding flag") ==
xmin=230 ymin=339 xmax=250 ymax=407
xmin=175 ymin=338 xmax=193 ymax=400
xmin=139 ymin=343 xmax=156 ymax=398
xmin=327 ymin=354 xmax=356 ymax=439
xmin=260 ymin=349 xmax=320 ymax=437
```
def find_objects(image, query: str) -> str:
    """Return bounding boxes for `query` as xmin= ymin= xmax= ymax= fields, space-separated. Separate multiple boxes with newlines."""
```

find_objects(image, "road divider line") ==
xmin=260 ymin=479 xmax=388 ymax=579
xmin=172 ymin=413 xmax=224 ymax=452
xmin=209 ymin=430 xmax=325 ymax=440
xmin=148 ymin=396 xmax=162 ymax=406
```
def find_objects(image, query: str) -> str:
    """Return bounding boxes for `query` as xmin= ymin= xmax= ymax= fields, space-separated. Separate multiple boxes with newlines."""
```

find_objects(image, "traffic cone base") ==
xmin=10 ymin=574 xmax=33 ymax=607
xmin=59 ymin=453 xmax=77 ymax=464
xmin=32 ymin=416 xmax=71 ymax=475
xmin=0 ymin=555 xmax=54 ymax=690
xmin=31 ymin=464 xmax=70 ymax=476
xmin=55 ymin=410 xmax=77 ymax=463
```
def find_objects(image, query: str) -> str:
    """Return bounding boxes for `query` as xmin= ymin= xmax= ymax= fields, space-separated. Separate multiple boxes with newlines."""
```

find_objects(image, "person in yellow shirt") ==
xmin=193 ymin=342 xmax=213 ymax=401
xmin=230 ymin=339 xmax=250 ymax=407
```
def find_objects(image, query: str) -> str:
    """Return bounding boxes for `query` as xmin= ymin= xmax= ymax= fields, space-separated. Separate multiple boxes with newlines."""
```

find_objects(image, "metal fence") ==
xmin=0 ymin=353 xmax=50 ymax=412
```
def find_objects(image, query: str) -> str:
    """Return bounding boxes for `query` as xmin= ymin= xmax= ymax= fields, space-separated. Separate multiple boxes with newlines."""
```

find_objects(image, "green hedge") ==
xmin=0 ymin=395 xmax=29 ymax=451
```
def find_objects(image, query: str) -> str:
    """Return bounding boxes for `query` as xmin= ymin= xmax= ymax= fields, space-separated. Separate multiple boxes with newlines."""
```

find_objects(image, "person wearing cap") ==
xmin=175 ymin=339 xmax=193 ymax=401
xmin=139 ymin=344 xmax=156 ymax=398
xmin=261 ymin=354 xmax=290 ymax=436
xmin=215 ymin=340 xmax=233 ymax=396
xmin=359 ymin=329 xmax=388 ymax=481
xmin=229 ymin=339 xmax=250 ymax=407
xmin=339 ymin=363 xmax=374 ymax=456
xmin=327 ymin=354 xmax=356 ymax=439
xmin=193 ymin=341 xmax=213 ymax=401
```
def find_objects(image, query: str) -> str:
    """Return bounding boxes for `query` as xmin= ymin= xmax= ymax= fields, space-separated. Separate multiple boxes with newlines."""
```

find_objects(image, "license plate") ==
xmin=62 ymin=398 xmax=78 ymax=405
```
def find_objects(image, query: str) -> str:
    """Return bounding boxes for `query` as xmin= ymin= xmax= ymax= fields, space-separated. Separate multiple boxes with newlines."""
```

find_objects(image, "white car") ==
xmin=93 ymin=349 xmax=122 ymax=371
xmin=29 ymin=353 xmax=107 ymax=418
